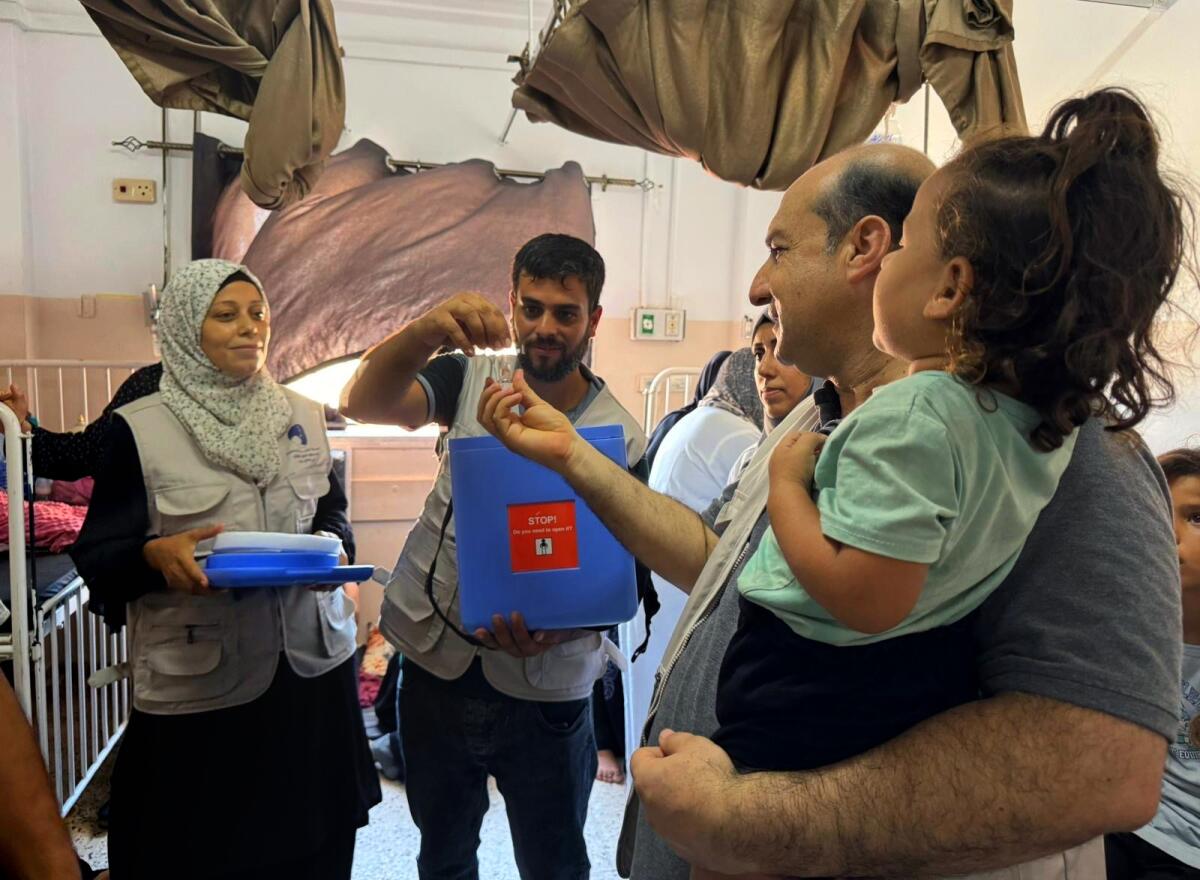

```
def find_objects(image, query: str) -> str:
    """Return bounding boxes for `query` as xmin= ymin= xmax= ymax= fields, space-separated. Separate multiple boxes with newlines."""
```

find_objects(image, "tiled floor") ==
xmin=69 ymin=750 xmax=630 ymax=879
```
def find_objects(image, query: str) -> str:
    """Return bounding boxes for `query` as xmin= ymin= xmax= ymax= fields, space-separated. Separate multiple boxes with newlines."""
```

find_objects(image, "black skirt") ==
xmin=108 ymin=655 xmax=381 ymax=879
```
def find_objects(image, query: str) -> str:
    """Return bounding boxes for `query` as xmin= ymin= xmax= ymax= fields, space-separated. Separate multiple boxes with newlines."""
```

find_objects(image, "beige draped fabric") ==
xmin=208 ymin=137 xmax=394 ymax=265
xmin=211 ymin=143 xmax=596 ymax=380
xmin=82 ymin=0 xmax=345 ymax=209
xmin=922 ymin=0 xmax=1025 ymax=140
xmin=513 ymin=0 xmax=1026 ymax=190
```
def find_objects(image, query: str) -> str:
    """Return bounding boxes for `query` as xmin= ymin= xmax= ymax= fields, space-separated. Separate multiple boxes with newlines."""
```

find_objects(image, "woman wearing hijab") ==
xmin=725 ymin=312 xmax=817 ymax=484
xmin=749 ymin=311 xmax=814 ymax=433
xmin=71 ymin=260 xmax=380 ymax=880
xmin=647 ymin=347 xmax=764 ymax=514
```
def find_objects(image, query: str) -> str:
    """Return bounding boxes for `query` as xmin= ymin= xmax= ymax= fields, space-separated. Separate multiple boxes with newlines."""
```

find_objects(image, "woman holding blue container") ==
xmin=72 ymin=259 xmax=379 ymax=880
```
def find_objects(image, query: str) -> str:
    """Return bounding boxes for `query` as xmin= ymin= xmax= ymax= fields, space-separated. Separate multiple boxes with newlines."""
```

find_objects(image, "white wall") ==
xmin=1142 ymin=326 xmax=1200 ymax=456
xmin=2 ymin=24 xmax=166 ymax=298
xmin=0 ymin=23 xmax=30 ymax=294
xmin=1143 ymin=394 xmax=1200 ymax=456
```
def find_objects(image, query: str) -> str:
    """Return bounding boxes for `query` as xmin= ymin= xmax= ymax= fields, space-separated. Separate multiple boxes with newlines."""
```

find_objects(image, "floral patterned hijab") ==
xmin=158 ymin=259 xmax=291 ymax=486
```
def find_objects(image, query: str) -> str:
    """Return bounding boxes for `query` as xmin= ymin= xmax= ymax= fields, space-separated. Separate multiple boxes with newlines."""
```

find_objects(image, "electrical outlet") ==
xmin=631 ymin=307 xmax=686 ymax=341
xmin=113 ymin=178 xmax=156 ymax=204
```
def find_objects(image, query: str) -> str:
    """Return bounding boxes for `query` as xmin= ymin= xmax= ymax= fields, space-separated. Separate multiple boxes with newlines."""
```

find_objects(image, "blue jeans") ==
xmin=400 ymin=659 xmax=597 ymax=880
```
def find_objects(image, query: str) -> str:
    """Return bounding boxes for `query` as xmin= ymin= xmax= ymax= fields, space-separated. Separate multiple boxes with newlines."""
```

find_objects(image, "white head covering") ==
xmin=158 ymin=259 xmax=292 ymax=487
xmin=698 ymin=347 xmax=763 ymax=428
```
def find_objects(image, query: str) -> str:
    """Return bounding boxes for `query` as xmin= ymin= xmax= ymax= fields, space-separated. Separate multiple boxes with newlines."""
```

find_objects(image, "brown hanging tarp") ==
xmin=81 ymin=0 xmax=345 ymax=209
xmin=201 ymin=137 xmax=396 ymax=265
xmin=217 ymin=144 xmax=595 ymax=380
xmin=513 ymin=0 xmax=1026 ymax=190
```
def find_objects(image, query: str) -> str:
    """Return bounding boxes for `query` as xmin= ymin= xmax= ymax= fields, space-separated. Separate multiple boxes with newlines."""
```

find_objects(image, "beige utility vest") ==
xmin=380 ymin=356 xmax=646 ymax=702
xmin=119 ymin=389 xmax=356 ymax=715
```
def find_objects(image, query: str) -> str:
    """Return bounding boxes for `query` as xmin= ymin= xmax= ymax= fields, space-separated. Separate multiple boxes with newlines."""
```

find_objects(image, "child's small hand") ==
xmin=769 ymin=431 xmax=827 ymax=490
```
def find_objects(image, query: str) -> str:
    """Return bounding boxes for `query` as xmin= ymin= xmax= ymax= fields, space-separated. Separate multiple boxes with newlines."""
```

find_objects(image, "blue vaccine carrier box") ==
xmin=448 ymin=425 xmax=638 ymax=633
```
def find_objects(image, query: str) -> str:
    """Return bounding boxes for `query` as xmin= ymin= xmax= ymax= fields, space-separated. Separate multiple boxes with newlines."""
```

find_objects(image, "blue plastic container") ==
xmin=448 ymin=425 xmax=637 ymax=632
xmin=203 ymin=550 xmax=374 ymax=589
xmin=207 ymin=551 xmax=340 ymax=569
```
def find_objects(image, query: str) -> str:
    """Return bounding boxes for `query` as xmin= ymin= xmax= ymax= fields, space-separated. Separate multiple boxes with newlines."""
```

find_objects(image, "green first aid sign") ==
xmin=640 ymin=314 xmax=655 ymax=335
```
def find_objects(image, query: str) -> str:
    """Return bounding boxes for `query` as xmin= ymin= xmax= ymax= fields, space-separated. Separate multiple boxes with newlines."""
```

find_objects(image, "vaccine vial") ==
xmin=496 ymin=353 xmax=517 ymax=384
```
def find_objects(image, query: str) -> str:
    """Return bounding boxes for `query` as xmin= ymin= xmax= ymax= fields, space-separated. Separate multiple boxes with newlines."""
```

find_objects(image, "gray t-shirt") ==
xmin=628 ymin=419 xmax=1182 ymax=880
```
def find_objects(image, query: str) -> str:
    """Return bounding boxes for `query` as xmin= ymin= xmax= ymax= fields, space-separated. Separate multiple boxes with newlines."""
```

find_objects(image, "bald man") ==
xmin=476 ymin=144 xmax=1178 ymax=879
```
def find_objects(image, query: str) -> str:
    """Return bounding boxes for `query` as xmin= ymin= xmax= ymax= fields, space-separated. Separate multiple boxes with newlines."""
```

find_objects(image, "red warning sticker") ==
xmin=508 ymin=500 xmax=580 ymax=573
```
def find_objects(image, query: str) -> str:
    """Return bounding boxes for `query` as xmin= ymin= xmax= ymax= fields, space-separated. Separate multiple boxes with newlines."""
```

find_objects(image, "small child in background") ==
xmin=1105 ymin=449 xmax=1200 ymax=880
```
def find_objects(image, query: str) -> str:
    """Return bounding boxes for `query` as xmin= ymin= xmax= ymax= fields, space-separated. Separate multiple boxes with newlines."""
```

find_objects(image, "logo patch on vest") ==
xmin=285 ymin=423 xmax=322 ymax=468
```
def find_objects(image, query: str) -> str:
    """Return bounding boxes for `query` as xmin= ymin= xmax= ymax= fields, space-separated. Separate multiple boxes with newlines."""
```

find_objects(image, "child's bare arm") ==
xmin=767 ymin=432 xmax=927 ymax=634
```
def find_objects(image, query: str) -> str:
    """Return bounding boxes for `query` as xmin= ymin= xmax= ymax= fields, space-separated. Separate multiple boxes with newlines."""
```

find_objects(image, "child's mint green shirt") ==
xmin=738 ymin=372 xmax=1076 ymax=646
